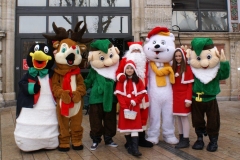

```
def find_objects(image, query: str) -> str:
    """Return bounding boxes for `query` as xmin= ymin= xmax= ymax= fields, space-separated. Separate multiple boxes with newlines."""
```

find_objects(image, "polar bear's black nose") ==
xmin=155 ymin=44 xmax=160 ymax=48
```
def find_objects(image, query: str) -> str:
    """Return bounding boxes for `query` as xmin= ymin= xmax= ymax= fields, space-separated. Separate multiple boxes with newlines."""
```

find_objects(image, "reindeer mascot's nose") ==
xmin=72 ymin=45 xmax=76 ymax=50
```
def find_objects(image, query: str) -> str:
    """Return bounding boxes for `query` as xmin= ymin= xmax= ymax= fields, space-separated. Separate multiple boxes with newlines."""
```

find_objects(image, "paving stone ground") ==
xmin=0 ymin=101 xmax=239 ymax=160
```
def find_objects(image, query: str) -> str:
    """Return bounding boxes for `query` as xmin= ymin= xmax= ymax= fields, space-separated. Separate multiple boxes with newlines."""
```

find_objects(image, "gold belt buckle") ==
xmin=195 ymin=92 xmax=204 ymax=102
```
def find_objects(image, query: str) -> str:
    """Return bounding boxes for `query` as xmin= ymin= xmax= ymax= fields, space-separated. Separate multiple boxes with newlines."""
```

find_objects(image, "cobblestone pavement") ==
xmin=0 ymin=101 xmax=239 ymax=160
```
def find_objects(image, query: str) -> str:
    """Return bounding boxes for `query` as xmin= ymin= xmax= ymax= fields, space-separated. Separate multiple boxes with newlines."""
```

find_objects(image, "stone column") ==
xmin=140 ymin=0 xmax=172 ymax=36
xmin=132 ymin=0 xmax=142 ymax=41
xmin=1 ymin=0 xmax=16 ymax=106
xmin=229 ymin=33 xmax=240 ymax=100
xmin=0 ymin=31 xmax=6 ymax=107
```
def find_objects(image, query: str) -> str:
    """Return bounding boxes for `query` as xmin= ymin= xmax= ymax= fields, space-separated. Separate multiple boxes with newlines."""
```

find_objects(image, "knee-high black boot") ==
xmin=207 ymin=135 xmax=218 ymax=152
xmin=124 ymin=135 xmax=131 ymax=149
xmin=192 ymin=128 xmax=207 ymax=150
xmin=138 ymin=131 xmax=153 ymax=148
xmin=130 ymin=136 xmax=142 ymax=157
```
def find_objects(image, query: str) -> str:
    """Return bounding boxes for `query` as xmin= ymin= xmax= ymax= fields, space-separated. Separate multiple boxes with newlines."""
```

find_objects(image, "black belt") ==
xmin=192 ymin=92 xmax=216 ymax=102
xmin=192 ymin=92 xmax=215 ymax=98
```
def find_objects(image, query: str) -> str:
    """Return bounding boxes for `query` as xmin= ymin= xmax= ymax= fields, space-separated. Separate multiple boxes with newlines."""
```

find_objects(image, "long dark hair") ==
xmin=172 ymin=49 xmax=186 ymax=76
xmin=126 ymin=72 xmax=139 ymax=84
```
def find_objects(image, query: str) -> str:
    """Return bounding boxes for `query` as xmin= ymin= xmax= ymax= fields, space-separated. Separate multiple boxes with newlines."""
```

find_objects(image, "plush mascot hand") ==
xmin=72 ymin=91 xmax=81 ymax=103
xmin=118 ymin=74 xmax=126 ymax=83
xmin=216 ymin=48 xmax=226 ymax=62
xmin=130 ymin=100 xmax=136 ymax=106
xmin=61 ymin=90 xmax=71 ymax=104
xmin=220 ymin=49 xmax=226 ymax=62
xmin=34 ymin=83 xmax=41 ymax=93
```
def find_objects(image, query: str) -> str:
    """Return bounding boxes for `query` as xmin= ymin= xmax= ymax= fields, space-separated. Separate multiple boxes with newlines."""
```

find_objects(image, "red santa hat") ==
xmin=123 ymin=60 xmax=138 ymax=76
xmin=127 ymin=41 xmax=143 ymax=52
xmin=146 ymin=26 xmax=170 ymax=41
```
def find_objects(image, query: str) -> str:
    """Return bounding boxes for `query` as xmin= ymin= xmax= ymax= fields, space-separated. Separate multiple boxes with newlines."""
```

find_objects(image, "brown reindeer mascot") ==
xmin=43 ymin=21 xmax=92 ymax=151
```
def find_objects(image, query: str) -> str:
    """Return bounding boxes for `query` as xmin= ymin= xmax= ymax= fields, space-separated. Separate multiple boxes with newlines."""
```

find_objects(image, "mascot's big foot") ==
xmin=58 ymin=144 xmax=70 ymax=152
xmin=138 ymin=131 xmax=153 ymax=147
xmin=163 ymin=136 xmax=179 ymax=144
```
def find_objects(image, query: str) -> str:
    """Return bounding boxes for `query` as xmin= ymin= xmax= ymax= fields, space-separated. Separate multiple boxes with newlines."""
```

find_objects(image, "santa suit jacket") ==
xmin=115 ymin=78 xmax=147 ymax=132
xmin=172 ymin=65 xmax=193 ymax=116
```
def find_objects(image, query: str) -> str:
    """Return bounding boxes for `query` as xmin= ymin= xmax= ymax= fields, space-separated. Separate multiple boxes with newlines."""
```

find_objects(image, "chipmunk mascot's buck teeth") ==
xmin=14 ymin=43 xmax=58 ymax=151
xmin=43 ymin=21 xmax=92 ymax=152
xmin=186 ymin=38 xmax=230 ymax=152
xmin=143 ymin=27 xmax=179 ymax=145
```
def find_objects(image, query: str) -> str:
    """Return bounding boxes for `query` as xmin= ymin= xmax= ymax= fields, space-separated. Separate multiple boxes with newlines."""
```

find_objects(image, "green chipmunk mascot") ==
xmin=186 ymin=38 xmax=230 ymax=152
xmin=84 ymin=39 xmax=120 ymax=151
xmin=43 ymin=21 xmax=92 ymax=152
xmin=14 ymin=43 xmax=58 ymax=151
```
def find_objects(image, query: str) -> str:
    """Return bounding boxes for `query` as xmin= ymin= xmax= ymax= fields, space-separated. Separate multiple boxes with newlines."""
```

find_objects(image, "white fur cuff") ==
xmin=131 ymin=100 xmax=136 ymax=106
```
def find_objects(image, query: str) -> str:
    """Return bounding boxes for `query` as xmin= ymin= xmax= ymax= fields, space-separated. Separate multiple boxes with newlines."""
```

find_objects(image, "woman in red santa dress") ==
xmin=172 ymin=48 xmax=194 ymax=148
xmin=114 ymin=60 xmax=147 ymax=157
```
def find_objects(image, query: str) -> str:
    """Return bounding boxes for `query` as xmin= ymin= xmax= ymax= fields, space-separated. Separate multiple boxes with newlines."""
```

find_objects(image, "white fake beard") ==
xmin=191 ymin=63 xmax=220 ymax=84
xmin=91 ymin=62 xmax=119 ymax=81
xmin=124 ymin=51 xmax=147 ymax=79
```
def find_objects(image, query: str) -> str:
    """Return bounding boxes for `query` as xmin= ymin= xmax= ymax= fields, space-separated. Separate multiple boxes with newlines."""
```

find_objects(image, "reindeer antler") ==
xmin=71 ymin=21 xmax=93 ymax=44
xmin=42 ymin=22 xmax=69 ymax=41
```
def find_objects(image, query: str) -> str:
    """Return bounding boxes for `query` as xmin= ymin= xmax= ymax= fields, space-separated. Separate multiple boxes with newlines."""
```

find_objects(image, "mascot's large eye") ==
xmin=44 ymin=46 xmax=49 ymax=53
xmin=197 ymin=56 xmax=201 ymax=61
xmin=109 ymin=53 xmax=113 ymax=58
xmin=161 ymin=40 xmax=166 ymax=45
xmin=34 ymin=45 xmax=40 ymax=51
xmin=76 ymin=49 xmax=80 ymax=54
xmin=207 ymin=54 xmax=212 ymax=60
xmin=100 ymin=56 xmax=105 ymax=61
xmin=61 ymin=47 xmax=67 ymax=53
xmin=153 ymin=41 xmax=156 ymax=44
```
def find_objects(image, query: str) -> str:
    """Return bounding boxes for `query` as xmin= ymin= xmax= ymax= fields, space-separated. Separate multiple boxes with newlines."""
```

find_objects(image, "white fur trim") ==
xmin=185 ymin=99 xmax=192 ymax=104
xmin=127 ymin=94 xmax=131 ymax=98
xmin=124 ymin=63 xmax=138 ymax=76
xmin=118 ymin=128 xmax=143 ymax=133
xmin=114 ymin=80 xmax=128 ymax=96
xmin=173 ymin=112 xmax=191 ymax=116
xmin=117 ymin=73 xmax=125 ymax=81
xmin=131 ymin=100 xmax=136 ymax=106
xmin=181 ymin=72 xmax=194 ymax=84
xmin=129 ymin=44 xmax=142 ymax=52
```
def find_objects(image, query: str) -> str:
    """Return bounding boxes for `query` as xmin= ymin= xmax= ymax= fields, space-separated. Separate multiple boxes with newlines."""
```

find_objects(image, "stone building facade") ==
xmin=0 ymin=0 xmax=239 ymax=107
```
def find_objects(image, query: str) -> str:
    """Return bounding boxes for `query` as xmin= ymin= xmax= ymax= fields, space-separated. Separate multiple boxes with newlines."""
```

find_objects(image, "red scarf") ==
xmin=61 ymin=67 xmax=80 ymax=116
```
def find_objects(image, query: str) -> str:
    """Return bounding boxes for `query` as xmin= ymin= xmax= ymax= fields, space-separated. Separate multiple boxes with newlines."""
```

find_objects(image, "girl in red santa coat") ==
xmin=172 ymin=48 xmax=194 ymax=148
xmin=114 ymin=60 xmax=147 ymax=157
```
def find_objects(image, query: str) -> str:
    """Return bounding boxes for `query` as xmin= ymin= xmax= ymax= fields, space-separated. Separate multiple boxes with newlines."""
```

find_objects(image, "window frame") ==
xmin=172 ymin=0 xmax=228 ymax=32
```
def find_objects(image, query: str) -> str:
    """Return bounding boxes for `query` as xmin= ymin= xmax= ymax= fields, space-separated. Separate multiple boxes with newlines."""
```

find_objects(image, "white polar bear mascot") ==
xmin=144 ymin=26 xmax=178 ymax=144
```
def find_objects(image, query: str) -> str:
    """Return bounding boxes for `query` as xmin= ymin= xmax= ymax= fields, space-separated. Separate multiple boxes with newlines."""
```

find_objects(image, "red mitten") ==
xmin=118 ymin=74 xmax=126 ymax=82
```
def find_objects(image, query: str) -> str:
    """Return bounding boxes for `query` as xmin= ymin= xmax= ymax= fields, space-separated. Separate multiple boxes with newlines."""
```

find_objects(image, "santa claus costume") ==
xmin=172 ymin=48 xmax=194 ymax=148
xmin=115 ymin=60 xmax=147 ymax=157
xmin=115 ymin=42 xmax=152 ymax=147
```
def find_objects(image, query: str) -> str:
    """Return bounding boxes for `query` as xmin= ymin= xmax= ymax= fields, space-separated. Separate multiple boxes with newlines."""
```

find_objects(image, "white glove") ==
xmin=130 ymin=100 xmax=136 ymax=106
